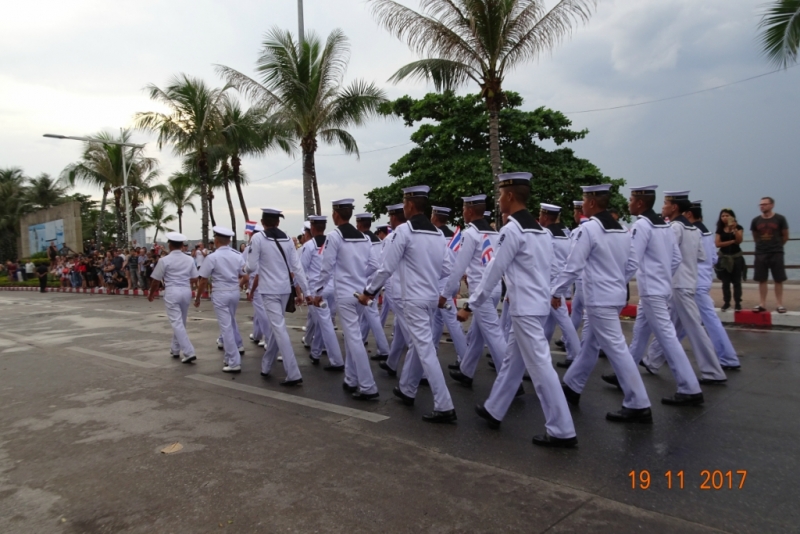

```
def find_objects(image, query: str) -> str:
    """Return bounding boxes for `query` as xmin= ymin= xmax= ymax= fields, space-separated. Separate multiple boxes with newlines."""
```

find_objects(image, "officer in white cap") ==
xmin=148 ymin=232 xmax=198 ymax=363
xmin=361 ymin=186 xmax=457 ymax=422
xmin=538 ymin=203 xmax=582 ymax=367
xmin=300 ymin=221 xmax=316 ymax=348
xmin=246 ymin=208 xmax=309 ymax=386
xmin=376 ymin=204 xmax=406 ymax=370
xmin=461 ymin=173 xmax=576 ymax=447
xmin=442 ymin=194 xmax=506 ymax=387
xmin=554 ymin=184 xmax=653 ymax=423
xmin=245 ymin=223 xmax=269 ymax=347
xmin=194 ymin=226 xmax=247 ymax=372
xmin=301 ymin=215 xmax=345 ymax=368
xmin=355 ymin=213 xmax=390 ymax=359
xmin=600 ymin=187 xmax=704 ymax=405
xmin=641 ymin=192 xmax=727 ymax=384
xmin=312 ymin=199 xmax=379 ymax=400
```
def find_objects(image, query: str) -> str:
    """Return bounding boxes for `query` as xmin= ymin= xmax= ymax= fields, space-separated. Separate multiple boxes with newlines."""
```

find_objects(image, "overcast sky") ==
xmin=2 ymin=0 xmax=798 ymax=239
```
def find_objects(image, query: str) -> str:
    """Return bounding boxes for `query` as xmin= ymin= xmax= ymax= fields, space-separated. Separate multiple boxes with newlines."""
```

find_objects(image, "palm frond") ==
xmin=388 ymin=58 xmax=480 ymax=91
xmin=759 ymin=0 xmax=800 ymax=68
xmin=319 ymin=128 xmax=360 ymax=158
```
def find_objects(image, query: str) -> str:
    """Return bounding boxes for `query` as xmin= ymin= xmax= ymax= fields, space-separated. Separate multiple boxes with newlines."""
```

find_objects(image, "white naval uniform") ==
xmin=624 ymin=211 xmax=702 ymax=394
xmin=383 ymin=234 xmax=410 ymax=373
xmin=199 ymin=245 xmax=245 ymax=367
xmin=150 ymin=250 xmax=197 ymax=357
xmin=359 ymin=232 xmax=390 ymax=357
xmin=642 ymin=217 xmax=727 ymax=380
xmin=647 ymin=221 xmax=740 ymax=369
xmin=543 ymin=223 xmax=581 ymax=362
xmin=246 ymin=228 xmax=309 ymax=380
xmin=243 ymin=245 xmax=269 ymax=343
xmin=366 ymin=215 xmax=454 ymax=411
xmin=473 ymin=210 xmax=575 ymax=439
xmin=431 ymin=226 xmax=468 ymax=359
xmin=316 ymin=224 xmax=377 ymax=394
xmin=300 ymin=236 xmax=344 ymax=366
xmin=556 ymin=212 xmax=651 ymax=410
xmin=442 ymin=218 xmax=505 ymax=378
xmin=568 ymin=217 xmax=591 ymax=335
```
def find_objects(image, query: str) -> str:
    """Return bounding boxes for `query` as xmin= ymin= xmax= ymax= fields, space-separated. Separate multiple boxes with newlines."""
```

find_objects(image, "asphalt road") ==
xmin=0 ymin=292 xmax=796 ymax=534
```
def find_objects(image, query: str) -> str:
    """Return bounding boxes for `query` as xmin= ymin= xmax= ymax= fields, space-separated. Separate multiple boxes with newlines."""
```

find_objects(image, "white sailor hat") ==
xmin=664 ymin=190 xmax=690 ymax=201
xmin=260 ymin=207 xmax=285 ymax=218
xmin=462 ymin=194 xmax=487 ymax=206
xmin=332 ymin=198 xmax=355 ymax=209
xmin=432 ymin=206 xmax=451 ymax=216
xmin=376 ymin=224 xmax=390 ymax=232
xmin=573 ymin=200 xmax=584 ymax=207
xmin=630 ymin=185 xmax=658 ymax=197
xmin=212 ymin=225 xmax=235 ymax=237
xmin=581 ymin=184 xmax=612 ymax=196
xmin=165 ymin=232 xmax=187 ymax=243
xmin=497 ymin=172 xmax=532 ymax=187
xmin=303 ymin=221 xmax=311 ymax=231
xmin=691 ymin=199 xmax=703 ymax=208
xmin=540 ymin=203 xmax=561 ymax=213
xmin=308 ymin=215 xmax=327 ymax=222
xmin=483 ymin=211 xmax=492 ymax=218
xmin=355 ymin=213 xmax=373 ymax=221
xmin=386 ymin=203 xmax=404 ymax=214
xmin=402 ymin=185 xmax=430 ymax=198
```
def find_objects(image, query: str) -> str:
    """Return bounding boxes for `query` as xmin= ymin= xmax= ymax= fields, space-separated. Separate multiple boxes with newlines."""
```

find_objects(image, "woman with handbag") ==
xmin=715 ymin=209 xmax=744 ymax=311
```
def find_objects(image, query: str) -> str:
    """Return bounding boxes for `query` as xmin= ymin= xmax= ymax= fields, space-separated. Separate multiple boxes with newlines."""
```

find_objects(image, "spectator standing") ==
xmin=36 ymin=262 xmax=49 ymax=292
xmin=138 ymin=249 xmax=147 ymax=289
xmin=48 ymin=243 xmax=58 ymax=269
xmin=715 ymin=209 xmax=744 ymax=311
xmin=7 ymin=261 xmax=18 ymax=282
xmin=128 ymin=247 xmax=141 ymax=289
xmin=750 ymin=197 xmax=790 ymax=313
xmin=24 ymin=259 xmax=35 ymax=281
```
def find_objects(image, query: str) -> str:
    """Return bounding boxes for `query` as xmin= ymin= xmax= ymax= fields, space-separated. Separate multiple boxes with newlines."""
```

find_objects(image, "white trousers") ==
xmin=251 ymin=288 xmax=269 ymax=341
xmin=570 ymin=281 xmax=585 ymax=333
xmin=212 ymin=290 xmax=243 ymax=367
xmin=431 ymin=302 xmax=468 ymax=358
xmin=304 ymin=307 xmax=316 ymax=345
xmin=309 ymin=296 xmax=344 ymax=366
xmin=340 ymin=297 xmax=377 ymax=394
xmin=544 ymin=296 xmax=581 ymax=361
xmin=165 ymin=287 xmax=195 ymax=356
xmin=628 ymin=296 xmax=702 ymax=394
xmin=386 ymin=299 xmax=409 ymax=372
xmin=564 ymin=306 xmax=651 ymax=409
xmin=260 ymin=293 xmax=302 ymax=380
xmin=397 ymin=300 xmax=454 ymax=412
xmin=643 ymin=289 xmax=727 ymax=380
xmin=360 ymin=301 xmax=390 ymax=355
xmin=459 ymin=295 xmax=507 ymax=378
xmin=380 ymin=292 xmax=393 ymax=328
xmin=500 ymin=299 xmax=511 ymax=343
xmin=484 ymin=315 xmax=576 ymax=439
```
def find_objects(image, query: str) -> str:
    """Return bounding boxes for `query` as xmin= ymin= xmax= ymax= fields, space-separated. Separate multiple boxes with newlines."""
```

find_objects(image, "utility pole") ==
xmin=298 ymin=0 xmax=304 ymax=42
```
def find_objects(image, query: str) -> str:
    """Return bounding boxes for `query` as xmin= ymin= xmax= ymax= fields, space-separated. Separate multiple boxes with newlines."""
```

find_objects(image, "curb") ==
xmin=0 ymin=286 xmax=211 ymax=300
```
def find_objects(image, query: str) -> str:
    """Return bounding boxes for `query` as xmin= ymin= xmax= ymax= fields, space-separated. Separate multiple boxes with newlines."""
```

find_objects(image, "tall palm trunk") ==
xmin=208 ymin=190 xmax=217 ymax=227
xmin=485 ymin=93 xmax=504 ymax=228
xmin=153 ymin=228 xmax=160 ymax=243
xmin=224 ymin=180 xmax=237 ymax=248
xmin=198 ymin=151 xmax=210 ymax=245
xmin=177 ymin=208 xmax=183 ymax=233
xmin=231 ymin=153 xmax=249 ymax=222
xmin=301 ymin=136 xmax=318 ymax=217
xmin=113 ymin=190 xmax=124 ymax=245
xmin=312 ymin=175 xmax=321 ymax=215
xmin=97 ymin=187 xmax=109 ymax=243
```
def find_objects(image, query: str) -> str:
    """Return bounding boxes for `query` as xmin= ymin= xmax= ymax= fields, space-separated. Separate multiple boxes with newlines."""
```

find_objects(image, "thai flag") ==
xmin=448 ymin=226 xmax=462 ymax=252
xmin=480 ymin=234 xmax=494 ymax=265
xmin=244 ymin=221 xmax=257 ymax=235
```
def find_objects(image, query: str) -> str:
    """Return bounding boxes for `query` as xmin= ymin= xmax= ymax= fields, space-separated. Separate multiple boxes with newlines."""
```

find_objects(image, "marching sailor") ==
xmin=355 ymin=213 xmax=391 ymax=359
xmin=361 ymin=186 xmax=457 ymax=423
xmin=566 ymin=200 xmax=590 ymax=343
xmin=300 ymin=221 xmax=316 ymax=349
xmin=148 ymin=232 xmax=198 ymax=364
xmin=245 ymin=223 xmax=269 ymax=348
xmin=430 ymin=206 xmax=468 ymax=359
xmin=194 ymin=226 xmax=246 ymax=372
xmin=376 ymin=204 xmax=408 ymax=372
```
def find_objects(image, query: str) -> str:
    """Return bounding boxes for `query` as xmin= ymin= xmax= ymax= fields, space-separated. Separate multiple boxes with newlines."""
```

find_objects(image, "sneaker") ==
xmin=216 ymin=340 xmax=224 ymax=350
xmin=734 ymin=304 xmax=742 ymax=311
xmin=222 ymin=365 xmax=241 ymax=373
xmin=277 ymin=356 xmax=283 ymax=362
xmin=181 ymin=355 xmax=197 ymax=364
xmin=258 ymin=340 xmax=266 ymax=347
xmin=721 ymin=304 xmax=731 ymax=312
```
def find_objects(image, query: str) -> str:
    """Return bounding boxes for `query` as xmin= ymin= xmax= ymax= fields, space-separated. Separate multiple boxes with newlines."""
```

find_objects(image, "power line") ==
xmin=565 ymin=63 xmax=800 ymax=114
xmin=251 ymin=160 xmax=298 ymax=183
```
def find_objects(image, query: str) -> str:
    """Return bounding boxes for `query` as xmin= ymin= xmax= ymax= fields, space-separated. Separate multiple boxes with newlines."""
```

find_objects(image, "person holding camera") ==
xmin=715 ymin=209 xmax=744 ymax=311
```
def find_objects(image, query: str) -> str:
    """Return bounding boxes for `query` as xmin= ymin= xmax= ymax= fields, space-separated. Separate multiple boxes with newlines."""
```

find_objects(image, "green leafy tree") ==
xmin=26 ymin=173 xmax=68 ymax=210
xmin=759 ymin=0 xmax=800 ymax=68
xmin=134 ymin=200 xmax=176 ymax=243
xmin=367 ymin=0 xmax=595 ymax=221
xmin=216 ymin=27 xmax=387 ymax=217
xmin=154 ymin=173 xmax=199 ymax=234
xmin=0 ymin=167 xmax=31 ymax=261
xmin=364 ymin=91 xmax=626 ymax=226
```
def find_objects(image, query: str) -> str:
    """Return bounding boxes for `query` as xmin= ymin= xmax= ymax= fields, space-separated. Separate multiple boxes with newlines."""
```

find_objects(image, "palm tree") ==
xmin=60 ymin=130 xmax=159 ymax=243
xmin=135 ymin=75 xmax=231 ymax=245
xmin=0 ymin=168 xmax=30 ymax=261
xmin=134 ymin=200 xmax=176 ymax=243
xmin=759 ymin=0 xmax=800 ymax=68
xmin=27 ymin=173 xmax=68 ymax=210
xmin=155 ymin=172 xmax=199 ymax=234
xmin=367 ymin=0 xmax=595 ymax=218
xmin=216 ymin=28 xmax=387 ymax=217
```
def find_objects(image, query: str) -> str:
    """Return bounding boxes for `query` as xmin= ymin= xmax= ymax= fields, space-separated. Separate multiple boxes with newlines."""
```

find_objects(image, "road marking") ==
xmin=66 ymin=347 xmax=162 ymax=369
xmin=187 ymin=374 xmax=389 ymax=423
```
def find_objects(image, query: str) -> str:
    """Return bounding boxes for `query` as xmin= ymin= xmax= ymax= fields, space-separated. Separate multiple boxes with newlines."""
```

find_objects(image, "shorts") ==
xmin=753 ymin=253 xmax=787 ymax=283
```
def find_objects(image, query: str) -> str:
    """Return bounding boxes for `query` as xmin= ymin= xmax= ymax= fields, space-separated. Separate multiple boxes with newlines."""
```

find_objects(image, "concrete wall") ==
xmin=18 ymin=202 xmax=82 ymax=258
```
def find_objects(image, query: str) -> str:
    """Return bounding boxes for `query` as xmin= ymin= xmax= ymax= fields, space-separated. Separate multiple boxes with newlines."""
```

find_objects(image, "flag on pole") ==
xmin=448 ymin=226 xmax=462 ymax=252
xmin=480 ymin=234 xmax=494 ymax=265
xmin=244 ymin=221 xmax=257 ymax=235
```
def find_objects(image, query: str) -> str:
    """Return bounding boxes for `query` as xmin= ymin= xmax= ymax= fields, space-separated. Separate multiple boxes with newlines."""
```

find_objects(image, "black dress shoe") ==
xmin=280 ymin=378 xmax=303 ymax=387
xmin=721 ymin=303 xmax=731 ymax=312
xmin=475 ymin=404 xmax=501 ymax=429
xmin=171 ymin=352 xmax=180 ymax=359
xmin=260 ymin=372 xmax=270 ymax=378
xmin=419 ymin=378 xmax=430 ymax=387
xmin=522 ymin=374 xmax=531 ymax=382
xmin=422 ymin=409 xmax=457 ymax=424
xmin=342 ymin=382 xmax=357 ymax=393
xmin=485 ymin=353 xmax=492 ymax=359
xmin=601 ymin=373 xmax=621 ymax=389
xmin=447 ymin=361 xmax=461 ymax=370
xmin=562 ymin=382 xmax=580 ymax=406
xmin=370 ymin=353 xmax=389 ymax=362
xmin=661 ymin=392 xmax=704 ymax=406
xmin=556 ymin=360 xmax=572 ymax=369
xmin=598 ymin=350 xmax=607 ymax=358
xmin=515 ymin=384 xmax=525 ymax=397
xmin=555 ymin=340 xmax=566 ymax=349
xmin=532 ymin=433 xmax=577 ymax=448
xmin=450 ymin=370 xmax=473 ymax=387
xmin=487 ymin=360 xmax=496 ymax=369
xmin=606 ymin=406 xmax=652 ymax=423
xmin=721 ymin=365 xmax=741 ymax=371
xmin=393 ymin=386 xmax=414 ymax=406
xmin=699 ymin=378 xmax=727 ymax=385
xmin=734 ymin=304 xmax=742 ymax=311
xmin=379 ymin=361 xmax=397 ymax=377
xmin=323 ymin=364 xmax=345 ymax=372
xmin=352 ymin=391 xmax=380 ymax=401
xmin=309 ymin=356 xmax=320 ymax=366
xmin=639 ymin=360 xmax=657 ymax=375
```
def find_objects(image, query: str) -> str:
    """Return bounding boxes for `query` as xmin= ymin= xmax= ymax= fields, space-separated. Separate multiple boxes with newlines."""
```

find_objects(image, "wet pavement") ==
xmin=0 ymin=292 xmax=796 ymax=533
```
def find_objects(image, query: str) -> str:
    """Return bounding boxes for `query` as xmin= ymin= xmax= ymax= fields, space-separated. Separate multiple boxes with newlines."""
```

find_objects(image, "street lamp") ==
xmin=43 ymin=130 xmax=146 ymax=248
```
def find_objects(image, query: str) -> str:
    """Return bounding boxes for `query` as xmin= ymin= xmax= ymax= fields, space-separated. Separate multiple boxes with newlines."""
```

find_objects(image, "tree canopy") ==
xmin=364 ymin=91 xmax=626 ymax=226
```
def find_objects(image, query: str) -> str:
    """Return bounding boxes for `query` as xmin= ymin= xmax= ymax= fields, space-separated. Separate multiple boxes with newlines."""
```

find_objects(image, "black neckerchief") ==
xmin=469 ymin=218 xmax=495 ymax=233
xmin=695 ymin=221 xmax=710 ymax=234
xmin=639 ymin=208 xmax=668 ymax=227
xmin=407 ymin=214 xmax=439 ymax=233
xmin=438 ymin=225 xmax=454 ymax=238
xmin=364 ymin=230 xmax=380 ymax=243
xmin=264 ymin=227 xmax=288 ymax=240
xmin=337 ymin=222 xmax=367 ymax=241
xmin=313 ymin=235 xmax=326 ymax=248
xmin=592 ymin=210 xmax=623 ymax=231
xmin=509 ymin=209 xmax=542 ymax=231
xmin=673 ymin=214 xmax=694 ymax=228
xmin=546 ymin=222 xmax=569 ymax=238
